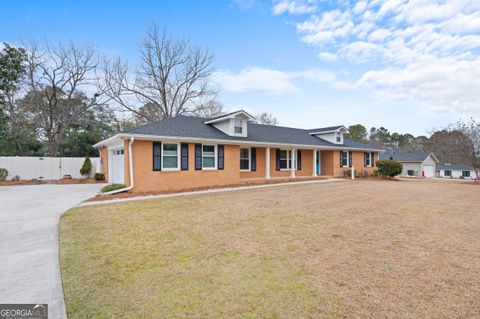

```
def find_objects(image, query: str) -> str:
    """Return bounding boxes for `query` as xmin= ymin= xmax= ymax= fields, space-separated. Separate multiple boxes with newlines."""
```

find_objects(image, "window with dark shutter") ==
xmin=276 ymin=149 xmax=281 ymax=171
xmin=297 ymin=150 xmax=302 ymax=170
xmin=153 ymin=142 xmax=162 ymax=171
xmin=339 ymin=151 xmax=343 ymax=167
xmin=181 ymin=143 xmax=189 ymax=170
xmin=218 ymin=145 xmax=225 ymax=170
xmin=195 ymin=144 xmax=202 ymax=170
xmin=251 ymin=148 xmax=257 ymax=171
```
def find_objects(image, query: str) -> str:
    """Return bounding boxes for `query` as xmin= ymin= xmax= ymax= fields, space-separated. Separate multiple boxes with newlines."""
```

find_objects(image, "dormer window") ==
xmin=234 ymin=119 xmax=243 ymax=134
xmin=203 ymin=110 xmax=255 ymax=137
xmin=336 ymin=132 xmax=341 ymax=143
xmin=308 ymin=125 xmax=348 ymax=144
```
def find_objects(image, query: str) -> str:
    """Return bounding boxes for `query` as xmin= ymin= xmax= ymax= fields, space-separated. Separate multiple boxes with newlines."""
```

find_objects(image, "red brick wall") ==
xmin=128 ymin=140 xmax=240 ymax=193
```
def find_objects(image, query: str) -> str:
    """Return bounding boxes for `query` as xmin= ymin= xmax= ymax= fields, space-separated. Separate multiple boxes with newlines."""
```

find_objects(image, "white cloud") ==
xmin=212 ymin=66 xmax=348 ymax=93
xmin=367 ymin=28 xmax=391 ymax=42
xmin=318 ymin=51 xmax=338 ymax=61
xmin=272 ymin=0 xmax=318 ymax=15
xmin=278 ymin=0 xmax=480 ymax=114
xmin=357 ymin=58 xmax=480 ymax=112
xmin=212 ymin=67 xmax=299 ymax=93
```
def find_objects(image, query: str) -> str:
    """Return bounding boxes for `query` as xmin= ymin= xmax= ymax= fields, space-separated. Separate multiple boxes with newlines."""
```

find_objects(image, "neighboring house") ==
xmin=436 ymin=163 xmax=478 ymax=180
xmin=94 ymin=110 xmax=383 ymax=193
xmin=379 ymin=151 xmax=439 ymax=178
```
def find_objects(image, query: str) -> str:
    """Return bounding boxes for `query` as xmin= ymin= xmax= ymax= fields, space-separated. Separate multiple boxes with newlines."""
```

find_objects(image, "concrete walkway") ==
xmin=0 ymin=183 xmax=105 ymax=319
xmin=79 ymin=178 xmax=344 ymax=207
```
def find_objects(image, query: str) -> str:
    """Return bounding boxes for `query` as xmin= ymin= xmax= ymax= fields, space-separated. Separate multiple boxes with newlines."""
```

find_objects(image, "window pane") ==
xmin=203 ymin=145 xmax=215 ymax=156
xmin=203 ymin=157 xmax=215 ymax=168
xmin=240 ymin=148 xmax=249 ymax=159
xmin=240 ymin=159 xmax=249 ymax=170
xmin=280 ymin=159 xmax=287 ymax=169
xmin=280 ymin=150 xmax=287 ymax=160
xmin=163 ymin=156 xmax=177 ymax=168
xmin=163 ymin=143 xmax=177 ymax=156
xmin=234 ymin=126 xmax=243 ymax=134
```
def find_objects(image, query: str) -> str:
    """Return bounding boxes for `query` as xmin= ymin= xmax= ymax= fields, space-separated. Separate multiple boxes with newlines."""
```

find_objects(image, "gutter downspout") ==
xmin=102 ymin=137 xmax=135 ymax=195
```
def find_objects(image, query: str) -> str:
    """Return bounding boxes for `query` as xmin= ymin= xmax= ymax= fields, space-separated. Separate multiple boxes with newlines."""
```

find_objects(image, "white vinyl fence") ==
xmin=0 ymin=156 xmax=101 ymax=180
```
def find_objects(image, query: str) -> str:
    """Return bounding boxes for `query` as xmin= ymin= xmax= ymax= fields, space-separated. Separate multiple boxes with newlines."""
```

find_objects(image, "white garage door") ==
xmin=111 ymin=149 xmax=124 ymax=184
xmin=423 ymin=165 xmax=435 ymax=178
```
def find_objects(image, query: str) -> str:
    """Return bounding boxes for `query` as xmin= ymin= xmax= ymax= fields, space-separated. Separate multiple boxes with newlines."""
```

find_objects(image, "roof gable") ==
xmin=203 ymin=110 xmax=255 ymax=124
xmin=307 ymin=125 xmax=349 ymax=135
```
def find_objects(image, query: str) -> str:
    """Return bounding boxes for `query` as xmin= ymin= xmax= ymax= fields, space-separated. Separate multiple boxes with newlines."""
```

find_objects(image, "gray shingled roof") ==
xmin=437 ymin=163 xmax=474 ymax=170
xmin=125 ymin=116 xmax=381 ymax=150
xmin=379 ymin=151 xmax=432 ymax=162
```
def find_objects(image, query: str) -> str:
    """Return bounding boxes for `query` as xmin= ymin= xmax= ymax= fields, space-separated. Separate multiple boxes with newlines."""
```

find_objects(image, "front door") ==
xmin=316 ymin=151 xmax=321 ymax=175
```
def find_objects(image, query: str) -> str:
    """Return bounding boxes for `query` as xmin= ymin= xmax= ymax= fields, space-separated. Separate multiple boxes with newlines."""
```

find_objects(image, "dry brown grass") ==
xmin=60 ymin=179 xmax=480 ymax=318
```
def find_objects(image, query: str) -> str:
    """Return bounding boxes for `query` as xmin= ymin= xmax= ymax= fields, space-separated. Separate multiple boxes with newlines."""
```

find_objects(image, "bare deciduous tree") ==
xmin=256 ymin=112 xmax=278 ymax=125
xmin=453 ymin=119 xmax=480 ymax=181
xmin=24 ymin=41 xmax=107 ymax=156
xmin=99 ymin=24 xmax=221 ymax=122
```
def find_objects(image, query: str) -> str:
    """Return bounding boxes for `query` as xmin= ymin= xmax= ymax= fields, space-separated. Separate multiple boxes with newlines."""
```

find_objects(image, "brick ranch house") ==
xmin=94 ymin=110 xmax=383 ymax=193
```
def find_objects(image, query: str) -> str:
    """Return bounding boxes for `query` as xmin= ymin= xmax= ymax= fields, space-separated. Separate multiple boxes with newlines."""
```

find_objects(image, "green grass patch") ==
xmin=60 ymin=198 xmax=334 ymax=318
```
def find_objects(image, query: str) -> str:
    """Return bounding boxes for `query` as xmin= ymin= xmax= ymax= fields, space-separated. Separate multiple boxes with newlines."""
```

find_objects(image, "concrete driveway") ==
xmin=0 ymin=183 xmax=105 ymax=319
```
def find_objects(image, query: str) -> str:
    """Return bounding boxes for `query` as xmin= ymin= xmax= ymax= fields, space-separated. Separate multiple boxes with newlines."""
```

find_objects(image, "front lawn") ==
xmin=59 ymin=179 xmax=480 ymax=318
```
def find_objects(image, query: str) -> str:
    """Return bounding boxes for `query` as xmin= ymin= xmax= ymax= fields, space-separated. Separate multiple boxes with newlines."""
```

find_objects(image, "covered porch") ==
xmin=239 ymin=147 xmax=337 ymax=181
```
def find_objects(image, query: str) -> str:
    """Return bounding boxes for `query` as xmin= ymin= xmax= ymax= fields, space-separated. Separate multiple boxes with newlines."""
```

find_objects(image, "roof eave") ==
xmin=308 ymin=126 xmax=349 ymax=135
xmin=115 ymin=132 xmax=383 ymax=152
xmin=203 ymin=110 xmax=256 ymax=124
xmin=93 ymin=134 xmax=124 ymax=148
xmin=428 ymin=152 xmax=440 ymax=163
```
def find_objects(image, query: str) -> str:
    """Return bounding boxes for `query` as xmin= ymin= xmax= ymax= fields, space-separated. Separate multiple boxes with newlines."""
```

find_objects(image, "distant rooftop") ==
xmin=379 ymin=151 xmax=435 ymax=162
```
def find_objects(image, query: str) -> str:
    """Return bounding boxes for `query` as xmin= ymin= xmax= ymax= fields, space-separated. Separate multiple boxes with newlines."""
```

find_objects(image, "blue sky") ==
xmin=1 ymin=0 xmax=479 ymax=135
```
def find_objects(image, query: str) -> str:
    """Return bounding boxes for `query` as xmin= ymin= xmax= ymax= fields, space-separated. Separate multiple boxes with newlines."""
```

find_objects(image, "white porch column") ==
xmin=265 ymin=147 xmax=271 ymax=179
xmin=312 ymin=149 xmax=317 ymax=177
xmin=290 ymin=148 xmax=296 ymax=178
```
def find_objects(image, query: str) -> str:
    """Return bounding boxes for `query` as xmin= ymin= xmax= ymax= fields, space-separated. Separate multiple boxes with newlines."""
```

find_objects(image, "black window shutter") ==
xmin=339 ymin=151 xmax=343 ymax=167
xmin=276 ymin=149 xmax=281 ymax=171
xmin=371 ymin=152 xmax=375 ymax=167
xmin=349 ymin=151 xmax=352 ymax=168
xmin=195 ymin=144 xmax=202 ymax=170
xmin=297 ymin=150 xmax=302 ymax=170
xmin=218 ymin=145 xmax=225 ymax=170
xmin=153 ymin=142 xmax=161 ymax=171
xmin=181 ymin=143 xmax=189 ymax=170
xmin=251 ymin=147 xmax=257 ymax=171
xmin=364 ymin=152 xmax=367 ymax=167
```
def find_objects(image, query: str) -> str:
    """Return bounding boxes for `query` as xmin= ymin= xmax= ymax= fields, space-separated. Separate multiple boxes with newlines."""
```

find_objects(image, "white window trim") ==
xmin=335 ymin=132 xmax=341 ymax=143
xmin=365 ymin=152 xmax=371 ymax=167
xmin=279 ymin=149 xmax=297 ymax=171
xmin=161 ymin=142 xmax=181 ymax=171
xmin=341 ymin=150 xmax=349 ymax=168
xmin=234 ymin=119 xmax=243 ymax=135
xmin=202 ymin=144 xmax=217 ymax=170
xmin=240 ymin=147 xmax=251 ymax=171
